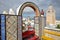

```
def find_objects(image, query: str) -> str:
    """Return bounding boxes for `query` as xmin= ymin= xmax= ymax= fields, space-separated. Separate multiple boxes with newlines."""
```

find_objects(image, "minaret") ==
xmin=46 ymin=4 xmax=56 ymax=26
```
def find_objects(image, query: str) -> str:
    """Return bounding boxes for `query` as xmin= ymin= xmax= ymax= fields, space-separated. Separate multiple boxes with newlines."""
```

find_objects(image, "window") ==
xmin=48 ymin=11 xmax=50 ymax=13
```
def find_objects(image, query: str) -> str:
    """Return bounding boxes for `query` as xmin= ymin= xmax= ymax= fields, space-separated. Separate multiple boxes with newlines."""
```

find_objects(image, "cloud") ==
xmin=50 ymin=0 xmax=60 ymax=17
xmin=0 ymin=0 xmax=60 ymax=18
xmin=23 ymin=7 xmax=34 ymax=12
xmin=51 ymin=0 xmax=60 ymax=7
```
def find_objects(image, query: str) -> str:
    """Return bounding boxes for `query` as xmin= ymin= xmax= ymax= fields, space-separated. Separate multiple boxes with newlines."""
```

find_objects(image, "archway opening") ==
xmin=22 ymin=7 xmax=36 ymax=40
xmin=22 ymin=7 xmax=35 ymax=31
xmin=18 ymin=2 xmax=42 ymax=40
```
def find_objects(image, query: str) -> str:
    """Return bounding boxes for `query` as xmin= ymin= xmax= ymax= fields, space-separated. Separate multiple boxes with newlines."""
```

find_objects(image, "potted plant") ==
xmin=56 ymin=24 xmax=60 ymax=29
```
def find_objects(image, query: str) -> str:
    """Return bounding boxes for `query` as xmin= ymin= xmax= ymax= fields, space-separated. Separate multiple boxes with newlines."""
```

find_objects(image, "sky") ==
xmin=0 ymin=0 xmax=60 ymax=18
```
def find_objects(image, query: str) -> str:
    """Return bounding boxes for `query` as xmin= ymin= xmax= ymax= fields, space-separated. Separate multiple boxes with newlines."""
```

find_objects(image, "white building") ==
xmin=56 ymin=20 xmax=60 ymax=24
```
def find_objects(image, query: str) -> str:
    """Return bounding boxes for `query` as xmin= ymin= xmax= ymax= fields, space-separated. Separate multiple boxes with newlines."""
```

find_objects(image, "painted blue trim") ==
xmin=1 ymin=15 xmax=5 ymax=40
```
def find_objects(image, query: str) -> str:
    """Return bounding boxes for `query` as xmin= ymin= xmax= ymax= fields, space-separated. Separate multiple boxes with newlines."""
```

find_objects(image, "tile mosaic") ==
xmin=6 ymin=16 xmax=17 ymax=40
xmin=18 ymin=16 xmax=22 ymax=40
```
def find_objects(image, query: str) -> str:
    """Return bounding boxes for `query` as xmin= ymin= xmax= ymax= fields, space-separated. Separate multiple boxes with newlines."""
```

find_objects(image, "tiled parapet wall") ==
xmin=44 ymin=29 xmax=60 ymax=40
xmin=6 ymin=15 xmax=17 ymax=40
xmin=0 ymin=14 xmax=22 ymax=40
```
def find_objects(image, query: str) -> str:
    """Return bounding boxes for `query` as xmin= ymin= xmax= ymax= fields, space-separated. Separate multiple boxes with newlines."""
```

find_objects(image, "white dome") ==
xmin=3 ymin=11 xmax=8 ymax=14
xmin=9 ymin=8 xmax=15 ymax=15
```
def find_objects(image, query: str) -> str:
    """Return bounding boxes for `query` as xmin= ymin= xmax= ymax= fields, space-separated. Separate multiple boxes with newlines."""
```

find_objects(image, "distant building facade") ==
xmin=46 ymin=4 xmax=56 ymax=26
xmin=56 ymin=20 xmax=60 ymax=25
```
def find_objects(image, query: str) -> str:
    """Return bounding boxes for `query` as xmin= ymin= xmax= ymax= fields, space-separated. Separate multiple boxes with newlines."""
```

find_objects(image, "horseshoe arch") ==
xmin=18 ymin=2 xmax=41 ymax=16
xmin=18 ymin=2 xmax=42 ymax=40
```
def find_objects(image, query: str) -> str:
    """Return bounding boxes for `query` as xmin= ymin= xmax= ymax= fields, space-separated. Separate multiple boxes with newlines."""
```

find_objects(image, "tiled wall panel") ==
xmin=0 ymin=15 xmax=22 ymax=40
xmin=6 ymin=16 xmax=17 ymax=40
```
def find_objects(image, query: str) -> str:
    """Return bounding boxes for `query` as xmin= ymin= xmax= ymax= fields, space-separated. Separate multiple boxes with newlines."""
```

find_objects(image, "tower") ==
xmin=46 ymin=4 xmax=56 ymax=26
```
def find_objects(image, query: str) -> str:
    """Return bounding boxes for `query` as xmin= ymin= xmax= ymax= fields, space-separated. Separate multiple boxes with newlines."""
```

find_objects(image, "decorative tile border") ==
xmin=18 ymin=16 xmax=22 ymax=40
